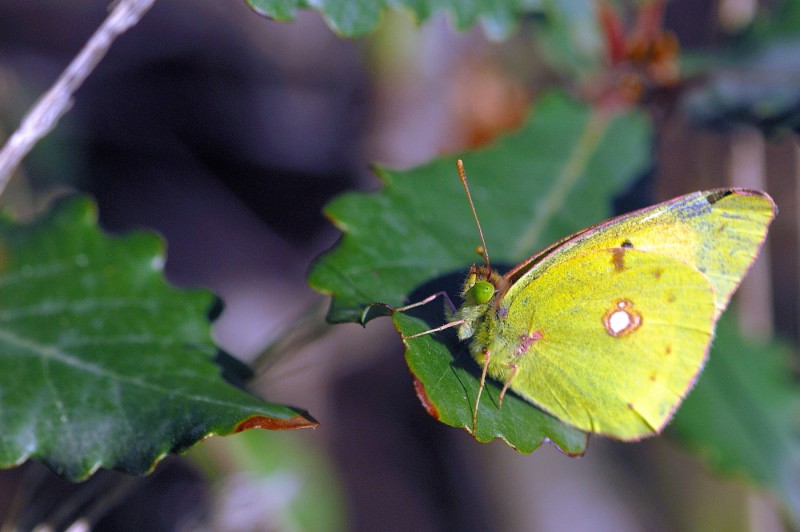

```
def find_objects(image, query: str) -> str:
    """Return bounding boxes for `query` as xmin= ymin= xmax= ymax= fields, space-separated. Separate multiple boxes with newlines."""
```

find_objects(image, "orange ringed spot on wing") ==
xmin=603 ymin=299 xmax=642 ymax=337
xmin=413 ymin=376 xmax=439 ymax=420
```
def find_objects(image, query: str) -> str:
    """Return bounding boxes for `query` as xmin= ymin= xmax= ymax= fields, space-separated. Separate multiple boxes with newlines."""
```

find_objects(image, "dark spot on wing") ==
xmin=706 ymin=190 xmax=733 ymax=205
xmin=649 ymin=372 xmax=657 ymax=382
xmin=665 ymin=345 xmax=672 ymax=355
xmin=621 ymin=239 xmax=634 ymax=248
xmin=666 ymin=292 xmax=676 ymax=302
xmin=653 ymin=268 xmax=663 ymax=279
xmin=611 ymin=248 xmax=626 ymax=271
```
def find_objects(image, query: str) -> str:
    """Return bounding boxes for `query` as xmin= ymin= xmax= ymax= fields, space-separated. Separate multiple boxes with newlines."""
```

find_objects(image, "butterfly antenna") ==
xmin=457 ymin=160 xmax=491 ymax=272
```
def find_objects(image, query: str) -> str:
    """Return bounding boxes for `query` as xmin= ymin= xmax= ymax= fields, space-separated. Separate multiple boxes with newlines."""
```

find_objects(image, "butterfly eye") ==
xmin=467 ymin=280 xmax=495 ymax=304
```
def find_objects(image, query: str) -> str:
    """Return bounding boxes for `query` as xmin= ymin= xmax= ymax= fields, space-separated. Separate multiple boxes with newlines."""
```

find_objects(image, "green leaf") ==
xmin=245 ymin=0 xmax=542 ymax=39
xmin=670 ymin=315 xmax=800 ymax=525
xmin=0 ymin=196 xmax=316 ymax=481
xmin=530 ymin=0 xmax=604 ymax=80
xmin=748 ymin=0 xmax=800 ymax=43
xmin=309 ymin=92 xmax=652 ymax=452
xmin=682 ymin=2 xmax=800 ymax=135
xmin=190 ymin=431 xmax=346 ymax=530
xmin=683 ymin=39 xmax=800 ymax=135
xmin=193 ymin=430 xmax=348 ymax=531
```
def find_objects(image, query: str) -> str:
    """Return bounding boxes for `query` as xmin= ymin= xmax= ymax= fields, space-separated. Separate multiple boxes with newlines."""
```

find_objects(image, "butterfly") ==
xmin=398 ymin=160 xmax=776 ymax=441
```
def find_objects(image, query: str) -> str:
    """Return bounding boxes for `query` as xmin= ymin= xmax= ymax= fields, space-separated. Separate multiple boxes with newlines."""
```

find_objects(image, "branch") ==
xmin=0 ymin=0 xmax=157 ymax=192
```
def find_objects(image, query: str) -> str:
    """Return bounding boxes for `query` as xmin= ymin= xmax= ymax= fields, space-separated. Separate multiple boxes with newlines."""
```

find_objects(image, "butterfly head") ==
xmin=461 ymin=265 xmax=504 ymax=304
xmin=456 ymin=265 xmax=502 ymax=340
xmin=464 ymin=275 xmax=493 ymax=306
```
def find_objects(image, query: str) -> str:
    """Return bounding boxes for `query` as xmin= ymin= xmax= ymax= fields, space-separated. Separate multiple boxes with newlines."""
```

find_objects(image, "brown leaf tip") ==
xmin=235 ymin=414 xmax=319 ymax=432
xmin=413 ymin=377 xmax=440 ymax=420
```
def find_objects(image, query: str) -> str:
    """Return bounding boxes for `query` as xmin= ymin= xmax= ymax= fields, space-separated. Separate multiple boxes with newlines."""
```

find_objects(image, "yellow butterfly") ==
xmin=400 ymin=160 xmax=776 ymax=441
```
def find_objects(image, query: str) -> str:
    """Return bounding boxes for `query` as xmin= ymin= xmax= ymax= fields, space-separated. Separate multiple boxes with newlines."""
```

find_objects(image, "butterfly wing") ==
xmin=502 ymin=189 xmax=775 ymax=319
xmin=484 ymin=247 xmax=716 ymax=440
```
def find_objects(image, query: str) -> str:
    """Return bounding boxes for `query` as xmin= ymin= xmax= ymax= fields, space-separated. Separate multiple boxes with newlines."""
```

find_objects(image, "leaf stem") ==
xmin=251 ymin=300 xmax=333 ymax=379
xmin=511 ymin=108 xmax=613 ymax=258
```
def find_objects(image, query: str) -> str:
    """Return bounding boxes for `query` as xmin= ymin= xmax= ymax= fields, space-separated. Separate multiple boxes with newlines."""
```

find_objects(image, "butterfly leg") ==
xmin=396 ymin=291 xmax=463 ymax=340
xmin=498 ymin=364 xmax=519 ymax=407
xmin=394 ymin=291 xmax=457 ymax=315
xmin=473 ymin=347 xmax=491 ymax=433
xmin=402 ymin=318 xmax=465 ymax=340
xmin=496 ymin=331 xmax=539 ymax=406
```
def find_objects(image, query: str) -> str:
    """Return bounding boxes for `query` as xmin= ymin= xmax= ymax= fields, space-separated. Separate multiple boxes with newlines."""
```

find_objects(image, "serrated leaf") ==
xmin=671 ymin=315 xmax=800 ymax=525
xmin=246 ymin=0 xmax=552 ymax=39
xmin=309 ymin=92 xmax=652 ymax=452
xmin=0 ymin=196 xmax=316 ymax=481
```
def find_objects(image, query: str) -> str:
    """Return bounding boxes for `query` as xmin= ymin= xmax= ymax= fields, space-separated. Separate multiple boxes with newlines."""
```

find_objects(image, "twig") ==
xmin=0 ymin=0 xmax=158 ymax=192
xmin=251 ymin=300 xmax=333 ymax=379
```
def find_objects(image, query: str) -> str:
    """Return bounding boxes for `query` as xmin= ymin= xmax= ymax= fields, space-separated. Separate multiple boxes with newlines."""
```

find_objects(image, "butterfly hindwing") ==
xmin=482 ymin=247 xmax=716 ymax=440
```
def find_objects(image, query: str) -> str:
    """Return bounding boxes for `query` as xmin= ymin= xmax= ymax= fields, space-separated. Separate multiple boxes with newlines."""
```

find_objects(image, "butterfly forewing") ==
xmin=502 ymin=190 xmax=775 ymax=319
